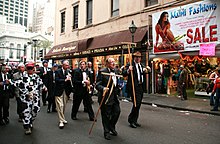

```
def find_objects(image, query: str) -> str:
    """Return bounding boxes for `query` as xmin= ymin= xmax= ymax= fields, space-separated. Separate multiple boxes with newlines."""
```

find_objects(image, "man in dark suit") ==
xmin=0 ymin=64 xmax=12 ymax=126
xmin=54 ymin=60 xmax=72 ymax=129
xmin=46 ymin=64 xmax=58 ymax=113
xmin=83 ymin=61 xmax=95 ymax=112
xmin=39 ymin=60 xmax=51 ymax=106
xmin=122 ymin=51 xmax=151 ymax=128
xmin=71 ymin=60 xmax=95 ymax=121
xmin=96 ymin=58 xmax=121 ymax=140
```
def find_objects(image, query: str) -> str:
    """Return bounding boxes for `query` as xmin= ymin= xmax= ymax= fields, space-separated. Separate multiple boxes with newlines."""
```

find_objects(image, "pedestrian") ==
xmin=12 ymin=63 xmax=26 ymax=122
xmin=211 ymin=68 xmax=220 ymax=111
xmin=71 ymin=60 xmax=95 ymax=121
xmin=122 ymin=51 xmax=151 ymax=128
xmin=96 ymin=58 xmax=121 ymax=140
xmin=0 ymin=64 xmax=12 ymax=126
xmin=39 ymin=60 xmax=51 ymax=106
xmin=11 ymin=62 xmax=44 ymax=135
xmin=46 ymin=63 xmax=58 ymax=113
xmin=54 ymin=60 xmax=72 ymax=129
xmin=178 ymin=65 xmax=188 ymax=100
xmin=208 ymin=68 xmax=218 ymax=106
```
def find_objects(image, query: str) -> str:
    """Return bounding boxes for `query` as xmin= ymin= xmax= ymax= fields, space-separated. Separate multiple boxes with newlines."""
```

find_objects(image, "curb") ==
xmin=142 ymin=101 xmax=220 ymax=116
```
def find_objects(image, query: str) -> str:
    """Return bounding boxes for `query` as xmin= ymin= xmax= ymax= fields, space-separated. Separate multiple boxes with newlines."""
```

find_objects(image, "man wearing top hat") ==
xmin=39 ymin=60 xmax=51 ymax=106
xmin=122 ymin=51 xmax=151 ymax=128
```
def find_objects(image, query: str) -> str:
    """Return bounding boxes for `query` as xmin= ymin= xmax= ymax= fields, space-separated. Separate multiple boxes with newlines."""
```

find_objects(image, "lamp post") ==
xmin=129 ymin=20 xmax=137 ymax=54
xmin=32 ymin=39 xmax=38 ymax=63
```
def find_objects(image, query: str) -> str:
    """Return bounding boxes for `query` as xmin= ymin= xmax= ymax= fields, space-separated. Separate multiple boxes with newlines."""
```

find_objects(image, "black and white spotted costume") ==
xmin=12 ymin=72 xmax=43 ymax=129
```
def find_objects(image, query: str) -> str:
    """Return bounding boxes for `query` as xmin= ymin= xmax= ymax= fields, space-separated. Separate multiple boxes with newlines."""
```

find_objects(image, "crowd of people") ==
xmin=0 ymin=51 xmax=152 ymax=140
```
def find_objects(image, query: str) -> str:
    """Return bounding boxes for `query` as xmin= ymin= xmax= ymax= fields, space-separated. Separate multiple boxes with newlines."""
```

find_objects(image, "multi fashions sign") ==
xmin=152 ymin=0 xmax=220 ymax=54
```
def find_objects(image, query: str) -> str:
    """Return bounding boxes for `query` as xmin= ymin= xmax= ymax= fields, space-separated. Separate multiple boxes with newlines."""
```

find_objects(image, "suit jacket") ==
xmin=73 ymin=68 xmax=90 ymax=95
xmin=0 ymin=73 xmax=13 ymax=97
xmin=96 ymin=68 xmax=120 ymax=105
xmin=54 ymin=68 xmax=72 ymax=97
xmin=122 ymin=61 xmax=147 ymax=93
xmin=87 ymin=68 xmax=95 ymax=84
xmin=39 ymin=66 xmax=51 ymax=87
xmin=47 ymin=70 xmax=56 ymax=98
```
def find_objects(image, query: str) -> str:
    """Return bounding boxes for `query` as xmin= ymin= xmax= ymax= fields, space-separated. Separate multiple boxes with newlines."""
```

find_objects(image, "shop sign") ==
xmin=52 ymin=46 xmax=76 ymax=54
xmin=152 ymin=0 xmax=220 ymax=54
xmin=199 ymin=43 xmax=215 ymax=56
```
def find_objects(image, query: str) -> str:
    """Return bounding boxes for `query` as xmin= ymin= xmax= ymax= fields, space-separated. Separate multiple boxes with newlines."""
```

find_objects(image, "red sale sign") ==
xmin=199 ymin=43 xmax=216 ymax=56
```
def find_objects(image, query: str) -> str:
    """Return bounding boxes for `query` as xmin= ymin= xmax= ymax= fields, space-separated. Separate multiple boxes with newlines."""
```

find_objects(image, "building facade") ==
xmin=48 ymin=0 xmax=220 ymax=95
xmin=31 ymin=0 xmax=55 ymax=35
xmin=0 ymin=0 xmax=29 ymax=30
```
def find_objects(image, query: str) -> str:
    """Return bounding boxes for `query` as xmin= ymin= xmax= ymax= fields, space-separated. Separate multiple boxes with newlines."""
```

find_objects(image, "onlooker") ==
xmin=211 ymin=68 xmax=220 ymax=111
xmin=208 ymin=68 xmax=218 ymax=106
xmin=178 ymin=65 xmax=188 ymax=100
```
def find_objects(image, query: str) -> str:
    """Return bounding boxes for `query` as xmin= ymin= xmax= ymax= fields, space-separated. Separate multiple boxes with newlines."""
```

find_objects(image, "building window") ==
xmin=24 ymin=18 xmax=27 ymax=27
xmin=61 ymin=11 xmax=65 ymax=33
xmin=145 ymin=0 xmax=158 ymax=7
xmin=19 ymin=17 xmax=23 ymax=25
xmin=111 ymin=0 xmax=119 ymax=17
xmin=86 ymin=0 xmax=92 ymax=25
xmin=73 ymin=5 xmax=78 ymax=29
xmin=17 ymin=44 xmax=21 ymax=59
xmin=15 ymin=16 xmax=18 ymax=23
xmin=9 ymin=43 xmax=14 ymax=59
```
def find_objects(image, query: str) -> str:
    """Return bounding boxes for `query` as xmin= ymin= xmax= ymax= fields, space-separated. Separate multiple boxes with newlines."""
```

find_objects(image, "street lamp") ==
xmin=129 ymin=20 xmax=137 ymax=54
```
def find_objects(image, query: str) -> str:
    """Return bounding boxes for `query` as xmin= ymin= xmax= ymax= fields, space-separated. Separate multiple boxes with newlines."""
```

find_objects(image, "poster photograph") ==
xmin=152 ymin=0 xmax=220 ymax=54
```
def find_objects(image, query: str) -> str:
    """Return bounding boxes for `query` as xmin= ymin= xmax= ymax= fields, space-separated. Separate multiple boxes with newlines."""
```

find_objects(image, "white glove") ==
xmin=103 ymin=87 xmax=109 ymax=92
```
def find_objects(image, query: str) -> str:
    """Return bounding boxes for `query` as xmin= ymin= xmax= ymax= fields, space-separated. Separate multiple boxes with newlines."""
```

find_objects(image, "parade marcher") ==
xmin=83 ymin=61 xmax=95 ymax=112
xmin=39 ymin=60 xmax=51 ymax=106
xmin=54 ymin=60 xmax=72 ymax=129
xmin=12 ymin=63 xmax=26 ymax=122
xmin=211 ymin=68 xmax=220 ymax=111
xmin=71 ymin=60 xmax=95 ymax=121
xmin=11 ymin=62 xmax=44 ymax=134
xmin=0 ymin=65 xmax=12 ymax=126
xmin=122 ymin=51 xmax=151 ymax=128
xmin=46 ymin=63 xmax=58 ymax=113
xmin=178 ymin=65 xmax=188 ymax=100
xmin=96 ymin=58 xmax=121 ymax=140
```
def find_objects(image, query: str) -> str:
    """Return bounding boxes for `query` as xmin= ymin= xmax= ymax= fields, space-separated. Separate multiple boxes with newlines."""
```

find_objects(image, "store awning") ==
xmin=45 ymin=41 xmax=78 ymax=59
xmin=86 ymin=26 xmax=148 ymax=51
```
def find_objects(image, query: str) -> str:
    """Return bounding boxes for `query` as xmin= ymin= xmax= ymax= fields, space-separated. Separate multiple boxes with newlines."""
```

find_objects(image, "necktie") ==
xmin=4 ymin=74 xmax=7 ymax=90
xmin=138 ymin=64 xmax=143 ymax=83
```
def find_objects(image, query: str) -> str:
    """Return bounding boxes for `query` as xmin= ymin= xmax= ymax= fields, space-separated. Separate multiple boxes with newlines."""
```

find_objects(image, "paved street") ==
xmin=0 ymin=97 xmax=220 ymax=144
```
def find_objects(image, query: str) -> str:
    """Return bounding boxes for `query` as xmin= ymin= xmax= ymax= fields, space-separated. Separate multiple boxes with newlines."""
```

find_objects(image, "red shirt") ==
xmin=213 ymin=77 xmax=220 ymax=91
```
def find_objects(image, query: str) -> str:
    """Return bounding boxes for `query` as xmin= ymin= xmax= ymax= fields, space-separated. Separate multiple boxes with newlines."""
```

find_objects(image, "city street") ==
xmin=0 ymin=96 xmax=220 ymax=144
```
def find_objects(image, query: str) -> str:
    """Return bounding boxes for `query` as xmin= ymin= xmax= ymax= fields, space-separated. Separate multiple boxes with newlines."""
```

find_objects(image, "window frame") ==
xmin=86 ymin=0 xmax=93 ymax=25
xmin=145 ymin=0 xmax=158 ymax=7
xmin=111 ymin=0 xmax=119 ymax=17
xmin=73 ymin=5 xmax=79 ymax=29
xmin=61 ymin=11 xmax=66 ymax=33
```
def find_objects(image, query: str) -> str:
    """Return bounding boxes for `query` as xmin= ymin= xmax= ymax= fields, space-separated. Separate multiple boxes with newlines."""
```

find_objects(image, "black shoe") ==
xmin=4 ymin=118 xmax=9 ymax=124
xmin=47 ymin=109 xmax=51 ymax=113
xmin=43 ymin=103 xmax=47 ymax=106
xmin=89 ymin=117 xmax=97 ymax=121
xmin=71 ymin=116 xmax=78 ymax=120
xmin=181 ymin=98 xmax=185 ymax=101
xmin=0 ymin=120 xmax=5 ymax=126
xmin=211 ymin=109 xmax=218 ymax=111
xmin=134 ymin=122 xmax=141 ymax=127
xmin=84 ymin=108 xmax=88 ymax=113
xmin=104 ymin=133 xmax=111 ymax=140
xmin=130 ymin=123 xmax=137 ymax=128
xmin=18 ymin=118 xmax=23 ymax=122
xmin=52 ymin=109 xmax=57 ymax=112
xmin=210 ymin=103 xmax=214 ymax=106
xmin=110 ymin=129 xmax=118 ymax=136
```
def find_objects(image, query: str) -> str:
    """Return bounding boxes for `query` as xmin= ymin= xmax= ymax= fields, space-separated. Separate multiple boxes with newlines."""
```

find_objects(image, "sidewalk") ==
xmin=122 ymin=93 xmax=220 ymax=116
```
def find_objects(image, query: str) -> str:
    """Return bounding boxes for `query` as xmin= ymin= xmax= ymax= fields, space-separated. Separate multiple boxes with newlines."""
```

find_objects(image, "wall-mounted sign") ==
xmin=199 ymin=43 xmax=216 ymax=56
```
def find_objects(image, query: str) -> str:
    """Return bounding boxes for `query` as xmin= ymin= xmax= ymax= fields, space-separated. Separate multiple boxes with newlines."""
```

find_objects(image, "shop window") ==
xmin=9 ymin=44 xmax=14 ymax=59
xmin=73 ymin=5 xmax=78 ymax=29
xmin=145 ymin=0 xmax=158 ymax=7
xmin=111 ymin=0 xmax=119 ymax=17
xmin=86 ymin=0 xmax=93 ymax=25
xmin=61 ymin=11 xmax=65 ymax=33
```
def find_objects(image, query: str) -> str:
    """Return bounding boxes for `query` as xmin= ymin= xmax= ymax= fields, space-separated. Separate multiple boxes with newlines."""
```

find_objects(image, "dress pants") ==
xmin=101 ymin=102 xmax=120 ymax=134
xmin=0 ymin=91 xmax=10 ymax=121
xmin=55 ymin=91 xmax=68 ymax=123
xmin=71 ymin=87 xmax=94 ymax=119
xmin=128 ymin=84 xmax=143 ymax=124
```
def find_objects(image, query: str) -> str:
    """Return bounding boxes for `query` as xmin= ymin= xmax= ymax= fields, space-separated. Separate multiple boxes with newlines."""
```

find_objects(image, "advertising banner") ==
xmin=152 ymin=0 xmax=220 ymax=54
xmin=199 ymin=43 xmax=215 ymax=56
